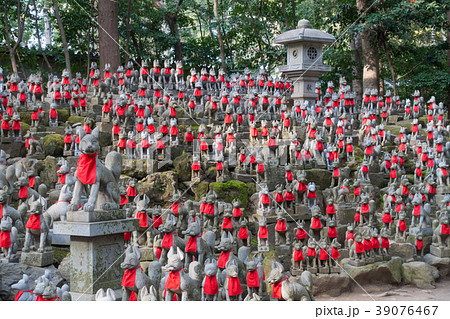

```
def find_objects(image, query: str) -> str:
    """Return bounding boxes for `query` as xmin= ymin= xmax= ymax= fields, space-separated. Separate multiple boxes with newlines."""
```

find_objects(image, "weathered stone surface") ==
xmin=390 ymin=242 xmax=415 ymax=261
xmin=139 ymin=171 xmax=178 ymax=203
xmin=210 ymin=180 xmax=255 ymax=209
xmin=313 ymin=273 xmax=352 ymax=297
xmin=21 ymin=251 xmax=54 ymax=267
xmin=305 ymin=169 xmax=331 ymax=191
xmin=173 ymin=152 xmax=192 ymax=182
xmin=342 ymin=256 xmax=402 ymax=284
xmin=58 ymin=256 xmax=71 ymax=282
xmin=424 ymin=253 xmax=450 ymax=277
xmin=0 ymin=263 xmax=65 ymax=301
xmin=402 ymin=261 xmax=439 ymax=289
xmin=43 ymin=134 xmax=64 ymax=157
xmin=39 ymin=156 xmax=59 ymax=189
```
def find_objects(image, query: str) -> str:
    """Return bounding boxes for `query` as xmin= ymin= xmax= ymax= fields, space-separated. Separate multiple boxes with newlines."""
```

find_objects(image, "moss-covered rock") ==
xmin=67 ymin=116 xmax=84 ymax=124
xmin=98 ymin=131 xmax=112 ymax=147
xmin=402 ymin=262 xmax=438 ymax=289
xmin=19 ymin=112 xmax=31 ymax=125
xmin=20 ymin=121 xmax=30 ymax=135
xmin=210 ymin=180 xmax=252 ymax=208
xmin=305 ymin=169 xmax=331 ymax=191
xmin=43 ymin=134 xmax=64 ymax=157
xmin=40 ymin=156 xmax=59 ymax=188
xmin=342 ymin=256 xmax=402 ymax=284
xmin=138 ymin=171 xmax=178 ymax=204
xmin=58 ymin=109 xmax=70 ymax=123
xmin=174 ymin=152 xmax=192 ymax=182
xmin=192 ymin=182 xmax=209 ymax=201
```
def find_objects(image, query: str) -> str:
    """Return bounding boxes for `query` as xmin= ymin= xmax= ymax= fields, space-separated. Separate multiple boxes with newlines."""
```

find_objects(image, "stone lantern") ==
xmin=273 ymin=19 xmax=335 ymax=104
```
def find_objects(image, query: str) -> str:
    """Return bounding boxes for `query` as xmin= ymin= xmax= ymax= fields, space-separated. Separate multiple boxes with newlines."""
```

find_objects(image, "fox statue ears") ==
xmin=168 ymin=246 xmax=184 ymax=261
xmin=220 ymin=231 xmax=234 ymax=243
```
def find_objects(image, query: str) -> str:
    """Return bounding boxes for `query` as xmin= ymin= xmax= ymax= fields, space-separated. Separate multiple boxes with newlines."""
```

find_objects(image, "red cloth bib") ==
xmin=399 ymin=220 xmax=407 ymax=231
xmin=222 ymin=217 xmax=232 ymax=229
xmin=331 ymin=247 xmax=341 ymax=259
xmin=14 ymin=290 xmax=33 ymax=301
xmin=307 ymin=191 xmax=316 ymax=199
xmin=381 ymin=237 xmax=390 ymax=248
xmin=319 ymin=248 xmax=328 ymax=260
xmin=218 ymin=251 xmax=231 ymax=268
xmin=294 ymin=249 xmax=304 ymax=261
xmin=122 ymin=267 xmax=139 ymax=288
xmin=0 ymin=231 xmax=11 ymax=248
xmin=272 ymin=277 xmax=287 ymax=299
xmin=153 ymin=216 xmax=162 ymax=229
xmin=166 ymin=269 xmax=181 ymax=290
xmin=26 ymin=213 xmax=41 ymax=230
xmin=19 ymin=186 xmax=28 ymax=199
xmin=441 ymin=224 xmax=450 ymax=235
xmin=328 ymin=226 xmax=337 ymax=238
xmin=247 ymin=270 xmax=260 ymax=288
xmin=413 ymin=205 xmax=421 ymax=216
xmin=276 ymin=220 xmax=287 ymax=232
xmin=232 ymin=207 xmax=242 ymax=218
xmin=416 ymin=239 xmax=424 ymax=251
xmin=307 ymin=247 xmax=316 ymax=256
xmin=127 ymin=186 xmax=136 ymax=197
xmin=311 ymin=217 xmax=322 ymax=229
xmin=326 ymin=204 xmax=336 ymax=215
xmin=296 ymin=228 xmax=307 ymax=240
xmin=76 ymin=153 xmax=97 ymax=184
xmin=185 ymin=236 xmax=198 ymax=252
xmin=136 ymin=211 xmax=148 ymax=228
xmin=259 ymin=226 xmax=268 ymax=238
xmin=355 ymin=241 xmax=365 ymax=253
xmin=203 ymin=275 xmax=218 ymax=295
xmin=238 ymin=227 xmax=248 ymax=239
xmin=227 ymin=277 xmax=242 ymax=296
xmin=361 ymin=203 xmax=369 ymax=214
xmin=382 ymin=213 xmax=392 ymax=223
xmin=120 ymin=195 xmax=129 ymax=206
xmin=161 ymin=233 xmax=174 ymax=249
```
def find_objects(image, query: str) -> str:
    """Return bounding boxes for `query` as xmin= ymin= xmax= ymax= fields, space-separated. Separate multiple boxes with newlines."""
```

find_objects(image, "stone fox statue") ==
xmin=69 ymin=127 xmax=122 ymax=212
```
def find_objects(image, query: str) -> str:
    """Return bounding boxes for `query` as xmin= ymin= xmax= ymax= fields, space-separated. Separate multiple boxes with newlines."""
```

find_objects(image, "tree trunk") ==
xmin=281 ymin=0 xmax=288 ymax=29
xmin=3 ymin=0 xmax=30 ymax=74
xmin=291 ymin=0 xmax=296 ymax=27
xmin=32 ymin=0 xmax=52 ymax=70
xmin=350 ymin=34 xmax=363 ymax=106
xmin=382 ymin=39 xmax=397 ymax=96
xmin=213 ymin=0 xmax=226 ymax=71
xmin=53 ymin=0 xmax=71 ymax=77
xmin=165 ymin=12 xmax=183 ymax=62
xmin=124 ymin=0 xmax=132 ymax=64
xmin=356 ymin=0 xmax=379 ymax=92
xmin=98 ymin=0 xmax=120 ymax=73
xmin=447 ymin=9 xmax=450 ymax=118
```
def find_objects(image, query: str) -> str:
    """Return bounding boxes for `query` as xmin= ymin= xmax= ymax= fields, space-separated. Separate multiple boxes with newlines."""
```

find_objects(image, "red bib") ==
xmin=416 ymin=239 xmax=424 ymax=251
xmin=14 ymin=290 xmax=33 ymax=301
xmin=136 ymin=211 xmax=148 ymax=228
xmin=76 ymin=153 xmax=97 ymax=184
xmin=311 ymin=217 xmax=322 ymax=229
xmin=0 ymin=231 xmax=11 ymax=248
xmin=307 ymin=247 xmax=316 ymax=256
xmin=276 ymin=220 xmax=286 ymax=232
xmin=259 ymin=226 xmax=268 ymax=238
xmin=399 ymin=220 xmax=407 ymax=231
xmin=319 ymin=248 xmax=328 ymax=260
xmin=19 ymin=186 xmax=28 ymax=199
xmin=328 ymin=226 xmax=337 ymax=238
xmin=361 ymin=203 xmax=369 ymax=214
xmin=272 ymin=277 xmax=287 ymax=299
xmin=247 ymin=270 xmax=260 ymax=288
xmin=25 ymin=213 xmax=41 ymax=230
xmin=326 ymin=204 xmax=336 ymax=215
xmin=331 ymin=247 xmax=341 ymax=259
xmin=296 ymin=228 xmax=307 ymax=240
xmin=355 ymin=242 xmax=365 ymax=253
xmin=218 ymin=251 xmax=231 ymax=268
xmin=441 ymin=224 xmax=450 ymax=235
xmin=127 ymin=186 xmax=136 ymax=197
xmin=232 ymin=207 xmax=242 ymax=218
xmin=381 ymin=237 xmax=390 ymax=248
xmin=185 ymin=236 xmax=198 ymax=252
xmin=161 ymin=233 xmax=174 ymax=249
xmin=203 ymin=275 xmax=218 ymax=295
xmin=122 ymin=267 xmax=139 ymax=288
xmin=120 ymin=195 xmax=128 ymax=206
xmin=346 ymin=232 xmax=354 ymax=241
xmin=227 ymin=277 xmax=242 ymax=296
xmin=166 ymin=269 xmax=181 ymax=290
xmin=153 ymin=216 xmax=162 ymax=229
xmin=294 ymin=249 xmax=304 ymax=261
xmin=235 ymin=226 xmax=247 ymax=239
xmin=222 ymin=217 xmax=232 ymax=229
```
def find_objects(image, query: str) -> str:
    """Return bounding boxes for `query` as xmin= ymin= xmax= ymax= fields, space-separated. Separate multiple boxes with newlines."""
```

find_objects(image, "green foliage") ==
xmin=210 ymin=180 xmax=251 ymax=208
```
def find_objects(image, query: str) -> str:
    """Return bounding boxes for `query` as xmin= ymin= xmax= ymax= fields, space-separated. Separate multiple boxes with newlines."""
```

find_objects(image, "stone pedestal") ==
xmin=54 ymin=212 xmax=138 ymax=301
xmin=20 ymin=251 xmax=54 ymax=267
xmin=430 ymin=246 xmax=450 ymax=258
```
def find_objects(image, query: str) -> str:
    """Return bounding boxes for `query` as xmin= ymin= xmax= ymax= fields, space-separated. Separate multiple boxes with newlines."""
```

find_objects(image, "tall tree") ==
xmin=33 ymin=0 xmax=52 ymax=70
xmin=213 ymin=0 xmax=226 ymax=71
xmin=53 ymin=0 xmax=71 ymax=76
xmin=151 ymin=0 xmax=184 ymax=61
xmin=98 ymin=0 xmax=120 ymax=72
xmin=3 ymin=0 xmax=30 ymax=74
xmin=356 ymin=0 xmax=379 ymax=91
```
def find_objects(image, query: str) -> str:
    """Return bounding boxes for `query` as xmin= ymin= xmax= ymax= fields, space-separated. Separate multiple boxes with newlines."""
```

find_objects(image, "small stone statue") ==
xmin=23 ymin=196 xmax=51 ymax=253
xmin=275 ymin=208 xmax=290 ymax=246
xmin=0 ymin=216 xmax=18 ymax=262
xmin=257 ymin=216 xmax=269 ymax=251
xmin=266 ymin=262 xmax=313 ymax=301
xmin=202 ymin=258 xmax=219 ymax=301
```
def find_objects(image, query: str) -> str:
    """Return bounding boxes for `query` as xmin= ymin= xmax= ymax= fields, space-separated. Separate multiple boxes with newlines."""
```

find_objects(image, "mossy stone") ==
xmin=58 ymin=109 xmax=70 ymax=123
xmin=19 ymin=112 xmax=32 ymax=125
xmin=210 ymin=180 xmax=251 ymax=208
xmin=174 ymin=152 xmax=192 ymax=182
xmin=67 ymin=116 xmax=84 ymax=124
xmin=43 ymin=134 xmax=64 ymax=157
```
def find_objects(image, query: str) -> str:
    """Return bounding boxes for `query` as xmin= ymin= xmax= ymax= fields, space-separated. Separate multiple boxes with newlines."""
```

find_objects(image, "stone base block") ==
xmin=63 ymin=150 xmax=74 ymax=157
xmin=67 ymin=209 xmax=127 ymax=223
xmin=290 ymin=267 xmax=303 ymax=276
xmin=319 ymin=267 xmax=330 ymax=274
xmin=50 ymin=230 xmax=70 ymax=246
xmin=20 ymin=251 xmax=54 ymax=267
xmin=430 ymin=246 xmax=450 ymax=258
xmin=139 ymin=246 xmax=154 ymax=261
xmin=348 ymin=259 xmax=366 ymax=267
